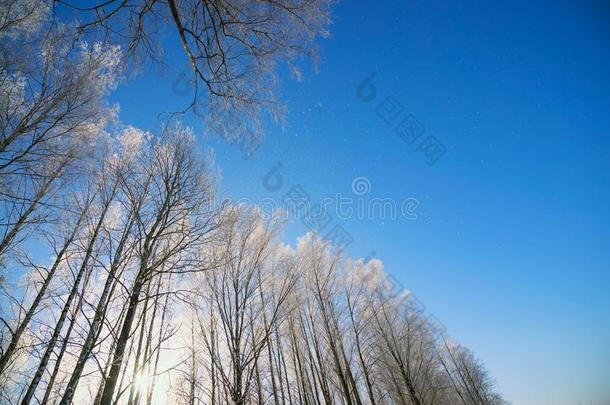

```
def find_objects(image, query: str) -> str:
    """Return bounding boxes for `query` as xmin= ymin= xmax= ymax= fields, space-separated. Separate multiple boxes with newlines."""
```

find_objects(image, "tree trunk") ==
xmin=0 ymin=201 xmax=87 ymax=375
xmin=59 ymin=214 xmax=134 ymax=404
xmin=98 ymin=268 xmax=146 ymax=405
xmin=20 ymin=192 xmax=112 ymax=405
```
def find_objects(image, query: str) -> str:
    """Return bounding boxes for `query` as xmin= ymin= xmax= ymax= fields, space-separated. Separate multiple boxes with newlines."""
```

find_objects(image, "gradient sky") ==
xmin=110 ymin=1 xmax=610 ymax=404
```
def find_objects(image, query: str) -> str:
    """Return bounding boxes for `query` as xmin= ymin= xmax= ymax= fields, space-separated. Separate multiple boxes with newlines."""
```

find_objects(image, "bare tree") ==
xmin=0 ymin=188 xmax=94 ymax=377
xmin=0 ymin=5 xmax=509 ymax=404
xmin=98 ymin=125 xmax=219 ymax=405
xmin=192 ymin=205 xmax=296 ymax=405
xmin=20 ymin=167 xmax=121 ymax=404
xmin=56 ymin=0 xmax=333 ymax=152
xmin=0 ymin=0 xmax=122 ymax=261
xmin=437 ymin=337 xmax=507 ymax=405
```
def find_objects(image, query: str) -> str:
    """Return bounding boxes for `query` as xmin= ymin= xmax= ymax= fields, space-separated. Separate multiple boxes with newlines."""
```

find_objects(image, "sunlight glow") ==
xmin=134 ymin=372 xmax=153 ymax=398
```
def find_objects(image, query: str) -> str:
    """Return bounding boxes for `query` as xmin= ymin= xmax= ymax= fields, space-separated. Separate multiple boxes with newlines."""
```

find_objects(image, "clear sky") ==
xmin=111 ymin=1 xmax=610 ymax=404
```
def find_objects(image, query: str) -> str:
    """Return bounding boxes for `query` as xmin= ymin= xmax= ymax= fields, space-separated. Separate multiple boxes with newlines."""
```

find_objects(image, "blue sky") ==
xmin=112 ymin=1 xmax=610 ymax=404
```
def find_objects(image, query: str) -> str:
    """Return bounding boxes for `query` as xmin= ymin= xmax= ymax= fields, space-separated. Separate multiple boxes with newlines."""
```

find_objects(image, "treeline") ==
xmin=178 ymin=211 xmax=508 ymax=405
xmin=0 ymin=123 xmax=507 ymax=404
xmin=0 ymin=1 xmax=506 ymax=404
